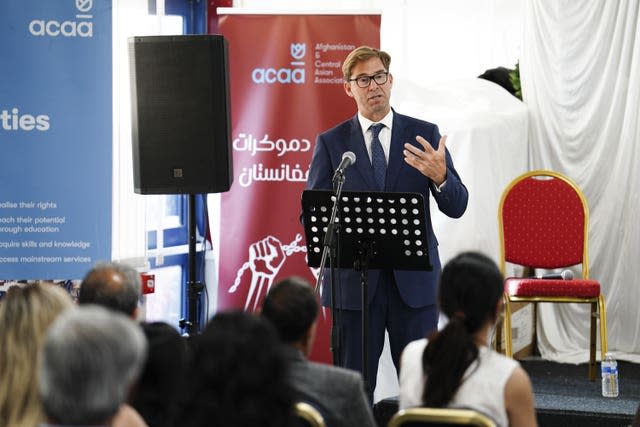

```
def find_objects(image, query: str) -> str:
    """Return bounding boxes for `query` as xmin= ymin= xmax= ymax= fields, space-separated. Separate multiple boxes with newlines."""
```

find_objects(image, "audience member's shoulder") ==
xmin=308 ymin=359 xmax=364 ymax=385
xmin=483 ymin=346 xmax=520 ymax=367
xmin=402 ymin=337 xmax=428 ymax=357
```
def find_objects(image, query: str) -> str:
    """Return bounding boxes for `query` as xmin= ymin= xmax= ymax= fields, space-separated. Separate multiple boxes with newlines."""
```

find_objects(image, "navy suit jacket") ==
xmin=306 ymin=111 xmax=468 ymax=310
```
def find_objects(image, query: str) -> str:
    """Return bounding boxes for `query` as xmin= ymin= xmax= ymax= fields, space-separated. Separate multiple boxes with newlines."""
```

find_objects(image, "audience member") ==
xmin=78 ymin=261 xmax=141 ymax=318
xmin=398 ymin=252 xmax=537 ymax=427
xmin=39 ymin=304 xmax=148 ymax=426
xmin=129 ymin=322 xmax=190 ymax=427
xmin=262 ymin=276 xmax=377 ymax=427
xmin=181 ymin=310 xmax=296 ymax=427
xmin=0 ymin=282 xmax=73 ymax=427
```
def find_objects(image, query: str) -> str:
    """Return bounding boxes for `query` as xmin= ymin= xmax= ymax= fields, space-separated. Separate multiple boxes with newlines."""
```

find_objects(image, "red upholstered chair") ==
xmin=498 ymin=170 xmax=608 ymax=380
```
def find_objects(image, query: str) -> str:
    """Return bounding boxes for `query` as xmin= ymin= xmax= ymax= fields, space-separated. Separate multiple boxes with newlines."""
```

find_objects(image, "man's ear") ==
xmin=344 ymin=81 xmax=355 ymax=98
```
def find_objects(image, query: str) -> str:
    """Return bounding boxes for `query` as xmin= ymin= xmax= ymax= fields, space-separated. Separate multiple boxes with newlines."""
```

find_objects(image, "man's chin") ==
xmin=368 ymin=103 xmax=388 ymax=115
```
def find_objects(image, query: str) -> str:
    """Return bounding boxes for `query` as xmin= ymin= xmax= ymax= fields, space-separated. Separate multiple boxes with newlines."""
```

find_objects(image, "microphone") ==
xmin=332 ymin=151 xmax=356 ymax=180
xmin=534 ymin=270 xmax=574 ymax=280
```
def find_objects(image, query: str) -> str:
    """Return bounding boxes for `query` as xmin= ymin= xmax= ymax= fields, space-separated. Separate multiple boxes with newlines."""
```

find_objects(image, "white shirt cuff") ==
xmin=433 ymin=179 xmax=447 ymax=192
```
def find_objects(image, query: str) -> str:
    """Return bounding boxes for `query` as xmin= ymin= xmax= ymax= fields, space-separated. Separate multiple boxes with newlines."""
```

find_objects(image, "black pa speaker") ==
xmin=128 ymin=35 xmax=232 ymax=194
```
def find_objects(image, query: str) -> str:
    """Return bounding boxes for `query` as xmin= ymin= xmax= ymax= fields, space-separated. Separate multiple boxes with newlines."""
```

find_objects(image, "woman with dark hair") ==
xmin=129 ymin=322 xmax=190 ymax=427
xmin=398 ymin=252 xmax=537 ymax=427
xmin=180 ymin=310 xmax=296 ymax=427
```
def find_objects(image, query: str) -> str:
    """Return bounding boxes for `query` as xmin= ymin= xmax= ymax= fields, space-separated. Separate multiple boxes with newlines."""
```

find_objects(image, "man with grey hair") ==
xmin=39 ymin=305 xmax=148 ymax=426
xmin=78 ymin=261 xmax=142 ymax=319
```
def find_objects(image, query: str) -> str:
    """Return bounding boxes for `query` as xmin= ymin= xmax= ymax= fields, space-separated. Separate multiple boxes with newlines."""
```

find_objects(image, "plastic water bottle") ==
xmin=601 ymin=352 xmax=619 ymax=397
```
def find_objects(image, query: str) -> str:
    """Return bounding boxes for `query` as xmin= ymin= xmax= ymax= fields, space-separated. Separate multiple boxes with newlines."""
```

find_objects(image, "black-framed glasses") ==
xmin=348 ymin=72 xmax=389 ymax=88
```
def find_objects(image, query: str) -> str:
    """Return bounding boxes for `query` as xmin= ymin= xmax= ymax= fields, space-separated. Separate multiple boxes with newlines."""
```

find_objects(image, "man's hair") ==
xmin=342 ymin=46 xmax=392 ymax=81
xmin=78 ymin=261 xmax=141 ymax=316
xmin=130 ymin=321 xmax=190 ymax=427
xmin=182 ymin=310 xmax=294 ymax=427
xmin=39 ymin=305 xmax=147 ymax=425
xmin=261 ymin=276 xmax=319 ymax=344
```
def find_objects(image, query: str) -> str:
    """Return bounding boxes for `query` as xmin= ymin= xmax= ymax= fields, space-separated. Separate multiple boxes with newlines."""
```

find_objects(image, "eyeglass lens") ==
xmin=356 ymin=73 xmax=387 ymax=88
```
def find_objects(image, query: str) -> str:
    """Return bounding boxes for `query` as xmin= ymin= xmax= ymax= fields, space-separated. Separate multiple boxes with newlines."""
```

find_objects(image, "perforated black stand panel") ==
xmin=302 ymin=190 xmax=432 ymax=271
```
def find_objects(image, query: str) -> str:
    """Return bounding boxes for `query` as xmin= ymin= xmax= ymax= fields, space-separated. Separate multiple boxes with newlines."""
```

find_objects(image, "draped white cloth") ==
xmin=521 ymin=0 xmax=640 ymax=363
xmin=392 ymin=78 xmax=529 ymax=266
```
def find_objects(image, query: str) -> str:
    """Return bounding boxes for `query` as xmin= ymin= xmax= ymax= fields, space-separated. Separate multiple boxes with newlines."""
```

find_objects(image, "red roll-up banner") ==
xmin=212 ymin=11 xmax=380 ymax=362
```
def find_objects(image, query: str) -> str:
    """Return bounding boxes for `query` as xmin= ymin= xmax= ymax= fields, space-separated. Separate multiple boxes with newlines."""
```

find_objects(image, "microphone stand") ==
xmin=314 ymin=170 xmax=346 ymax=367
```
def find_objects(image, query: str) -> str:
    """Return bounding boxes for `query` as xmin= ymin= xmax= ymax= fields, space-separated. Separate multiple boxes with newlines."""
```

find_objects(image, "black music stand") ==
xmin=301 ymin=189 xmax=432 ymax=393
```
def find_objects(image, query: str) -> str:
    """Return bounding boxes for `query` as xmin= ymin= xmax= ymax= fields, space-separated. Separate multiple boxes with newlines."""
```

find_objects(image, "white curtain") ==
xmin=521 ymin=0 xmax=640 ymax=363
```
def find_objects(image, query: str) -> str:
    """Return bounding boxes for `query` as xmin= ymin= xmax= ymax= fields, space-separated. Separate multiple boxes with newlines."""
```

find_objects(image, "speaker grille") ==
xmin=129 ymin=35 xmax=232 ymax=194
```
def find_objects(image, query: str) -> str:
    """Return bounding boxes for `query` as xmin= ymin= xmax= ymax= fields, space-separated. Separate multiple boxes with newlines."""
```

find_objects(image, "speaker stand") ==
xmin=179 ymin=194 xmax=204 ymax=336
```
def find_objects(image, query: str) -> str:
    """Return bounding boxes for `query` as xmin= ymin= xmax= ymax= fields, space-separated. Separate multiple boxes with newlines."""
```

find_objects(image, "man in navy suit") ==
xmin=305 ymin=46 xmax=469 ymax=398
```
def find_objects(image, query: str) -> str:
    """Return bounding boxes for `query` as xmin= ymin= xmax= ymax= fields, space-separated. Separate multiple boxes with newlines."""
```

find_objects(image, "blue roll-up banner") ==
xmin=0 ymin=0 xmax=112 ymax=279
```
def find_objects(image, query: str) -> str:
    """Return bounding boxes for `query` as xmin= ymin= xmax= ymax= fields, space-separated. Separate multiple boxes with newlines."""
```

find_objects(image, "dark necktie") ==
xmin=370 ymin=123 xmax=386 ymax=191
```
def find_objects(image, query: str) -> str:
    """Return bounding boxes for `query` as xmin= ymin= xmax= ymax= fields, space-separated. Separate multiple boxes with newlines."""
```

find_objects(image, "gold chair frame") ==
xmin=294 ymin=402 xmax=326 ymax=427
xmin=388 ymin=408 xmax=497 ymax=427
xmin=498 ymin=170 xmax=608 ymax=380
